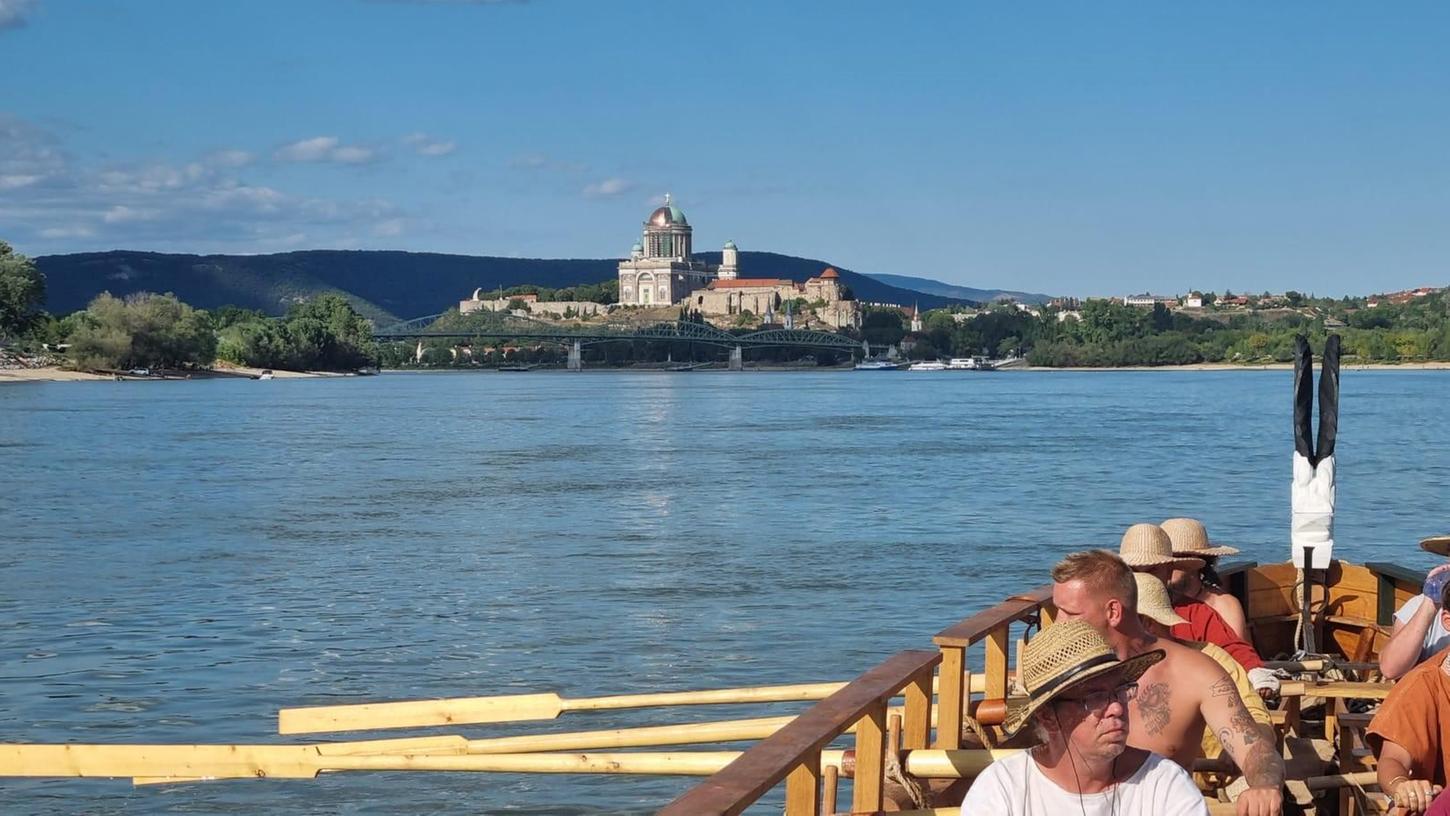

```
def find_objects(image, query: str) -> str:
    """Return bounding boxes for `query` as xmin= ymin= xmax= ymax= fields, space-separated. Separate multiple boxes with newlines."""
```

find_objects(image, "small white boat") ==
xmin=947 ymin=356 xmax=996 ymax=371
xmin=258 ymin=369 xmax=274 ymax=380
xmin=908 ymin=360 xmax=947 ymax=371
xmin=853 ymin=359 xmax=907 ymax=371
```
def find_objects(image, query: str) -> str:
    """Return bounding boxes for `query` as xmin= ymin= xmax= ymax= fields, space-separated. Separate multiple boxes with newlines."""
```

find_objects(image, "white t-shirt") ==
xmin=1394 ymin=595 xmax=1450 ymax=660
xmin=961 ymin=750 xmax=1208 ymax=816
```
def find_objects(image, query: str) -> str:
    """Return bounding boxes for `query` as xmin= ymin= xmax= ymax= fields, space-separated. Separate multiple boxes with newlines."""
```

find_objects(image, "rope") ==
xmin=884 ymin=747 xmax=929 ymax=809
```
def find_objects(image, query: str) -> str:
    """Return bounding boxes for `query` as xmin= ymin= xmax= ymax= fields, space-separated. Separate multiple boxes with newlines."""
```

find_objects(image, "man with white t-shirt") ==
xmin=1380 ymin=536 xmax=1450 ymax=680
xmin=962 ymin=620 xmax=1208 ymax=816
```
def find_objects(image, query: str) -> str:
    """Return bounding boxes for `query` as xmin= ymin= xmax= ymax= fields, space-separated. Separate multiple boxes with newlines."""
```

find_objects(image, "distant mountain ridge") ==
xmin=866 ymin=273 xmax=1052 ymax=305
xmin=34 ymin=249 xmax=981 ymax=323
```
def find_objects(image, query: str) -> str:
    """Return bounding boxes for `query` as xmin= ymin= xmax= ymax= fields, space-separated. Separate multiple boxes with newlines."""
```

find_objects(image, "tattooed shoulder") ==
xmin=1209 ymin=675 xmax=1236 ymax=699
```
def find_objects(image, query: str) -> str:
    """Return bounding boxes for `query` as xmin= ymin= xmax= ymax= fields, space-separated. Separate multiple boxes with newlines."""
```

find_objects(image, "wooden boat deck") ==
xmin=658 ymin=559 xmax=1425 ymax=816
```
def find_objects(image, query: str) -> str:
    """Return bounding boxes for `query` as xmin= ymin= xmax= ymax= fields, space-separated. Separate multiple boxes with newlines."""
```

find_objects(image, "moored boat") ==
xmin=855 ymin=359 xmax=909 ymax=371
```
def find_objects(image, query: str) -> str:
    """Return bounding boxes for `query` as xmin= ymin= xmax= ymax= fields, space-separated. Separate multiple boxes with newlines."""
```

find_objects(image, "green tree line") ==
xmin=2 ymin=240 xmax=377 ymax=372
xmin=907 ymin=294 xmax=1450 ymax=365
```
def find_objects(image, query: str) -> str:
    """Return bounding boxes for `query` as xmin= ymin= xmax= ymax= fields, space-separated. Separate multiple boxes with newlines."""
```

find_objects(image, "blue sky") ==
xmin=2 ymin=1 xmax=1448 ymax=297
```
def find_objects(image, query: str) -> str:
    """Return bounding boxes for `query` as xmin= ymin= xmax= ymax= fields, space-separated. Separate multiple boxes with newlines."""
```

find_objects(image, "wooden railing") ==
xmin=658 ymin=587 xmax=1057 ymax=815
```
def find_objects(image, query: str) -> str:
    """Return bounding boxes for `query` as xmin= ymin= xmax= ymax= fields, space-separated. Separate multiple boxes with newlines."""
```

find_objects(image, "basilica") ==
xmin=615 ymin=196 xmax=859 ymax=329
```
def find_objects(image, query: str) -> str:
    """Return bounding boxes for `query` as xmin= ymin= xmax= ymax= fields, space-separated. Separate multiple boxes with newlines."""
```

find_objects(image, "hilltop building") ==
xmin=616 ymin=194 xmax=716 ymax=306
xmin=614 ymin=196 xmax=860 ymax=329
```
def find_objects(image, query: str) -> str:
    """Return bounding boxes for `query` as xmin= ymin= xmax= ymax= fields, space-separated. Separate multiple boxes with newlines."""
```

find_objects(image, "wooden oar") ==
xmin=279 ymin=674 xmax=987 ymax=734
xmin=1 ymin=743 xmax=870 ymax=783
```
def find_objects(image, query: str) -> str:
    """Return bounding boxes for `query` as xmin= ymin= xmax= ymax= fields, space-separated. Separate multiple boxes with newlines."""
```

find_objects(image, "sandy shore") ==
xmin=1019 ymin=362 xmax=1450 ymax=371
xmin=0 ymin=366 xmax=337 ymax=384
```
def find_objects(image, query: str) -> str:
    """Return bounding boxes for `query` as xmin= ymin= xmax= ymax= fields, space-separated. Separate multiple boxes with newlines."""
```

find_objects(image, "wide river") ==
xmin=2 ymin=370 xmax=1447 ymax=814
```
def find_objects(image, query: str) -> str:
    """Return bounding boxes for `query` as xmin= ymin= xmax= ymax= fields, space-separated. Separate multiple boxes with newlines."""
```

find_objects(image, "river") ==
xmin=1 ymin=370 xmax=1447 ymax=814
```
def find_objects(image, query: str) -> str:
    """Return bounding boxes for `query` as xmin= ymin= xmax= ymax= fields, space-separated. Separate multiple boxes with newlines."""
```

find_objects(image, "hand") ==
xmin=1391 ymin=777 xmax=1443 ymax=814
xmin=1424 ymin=564 xmax=1450 ymax=608
xmin=1236 ymin=785 xmax=1283 ymax=816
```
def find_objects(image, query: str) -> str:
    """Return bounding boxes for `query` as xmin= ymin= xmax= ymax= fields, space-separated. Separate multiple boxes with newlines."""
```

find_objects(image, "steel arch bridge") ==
xmin=372 ymin=313 xmax=873 ymax=351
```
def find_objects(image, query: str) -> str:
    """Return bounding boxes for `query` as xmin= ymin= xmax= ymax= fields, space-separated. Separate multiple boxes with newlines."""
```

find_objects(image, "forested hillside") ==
xmin=34 ymin=250 xmax=974 ymax=323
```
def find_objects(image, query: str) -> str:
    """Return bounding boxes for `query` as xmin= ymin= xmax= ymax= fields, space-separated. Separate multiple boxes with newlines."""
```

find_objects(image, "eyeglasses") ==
xmin=1057 ymin=682 xmax=1138 ymax=716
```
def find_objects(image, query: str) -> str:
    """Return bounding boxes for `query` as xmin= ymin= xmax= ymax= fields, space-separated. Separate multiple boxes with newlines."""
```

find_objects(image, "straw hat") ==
xmin=1118 ymin=523 xmax=1205 ymax=571
xmin=1420 ymin=535 xmax=1450 ymax=558
xmin=1161 ymin=517 xmax=1239 ymax=558
xmin=1003 ymin=620 xmax=1164 ymax=736
xmin=1133 ymin=573 xmax=1188 ymax=628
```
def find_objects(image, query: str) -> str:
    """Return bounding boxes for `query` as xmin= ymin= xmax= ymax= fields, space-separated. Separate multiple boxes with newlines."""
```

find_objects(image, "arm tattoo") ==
xmin=1209 ymin=676 xmax=1236 ymax=699
xmin=1135 ymin=681 xmax=1172 ymax=735
xmin=1219 ymin=694 xmax=1283 ymax=788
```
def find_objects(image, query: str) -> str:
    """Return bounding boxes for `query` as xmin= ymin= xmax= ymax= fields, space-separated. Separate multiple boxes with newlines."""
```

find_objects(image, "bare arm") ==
xmin=1212 ymin=591 xmax=1251 ymax=643
xmin=1206 ymin=673 xmax=1283 ymax=816
xmin=1382 ymin=599 xmax=1437 ymax=681
xmin=1377 ymin=739 xmax=1443 ymax=815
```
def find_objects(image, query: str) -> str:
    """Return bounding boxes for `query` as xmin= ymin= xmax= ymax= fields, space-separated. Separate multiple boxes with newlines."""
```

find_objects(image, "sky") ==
xmin=1 ymin=0 xmax=1448 ymax=297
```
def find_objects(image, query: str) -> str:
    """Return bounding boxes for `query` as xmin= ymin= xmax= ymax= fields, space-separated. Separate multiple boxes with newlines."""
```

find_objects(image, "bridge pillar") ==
xmin=729 ymin=345 xmax=743 ymax=371
xmin=568 ymin=340 xmax=582 ymax=371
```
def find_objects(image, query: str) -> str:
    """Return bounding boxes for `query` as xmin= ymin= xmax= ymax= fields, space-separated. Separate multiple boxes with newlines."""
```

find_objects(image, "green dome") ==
xmin=723 ymin=240 xmax=737 ymax=250
xmin=647 ymin=193 xmax=688 ymax=227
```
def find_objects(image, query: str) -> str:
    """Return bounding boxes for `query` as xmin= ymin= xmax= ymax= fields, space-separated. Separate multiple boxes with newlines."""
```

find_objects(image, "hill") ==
xmin=866 ymin=272 xmax=1052 ymax=304
xmin=34 ymin=249 xmax=977 ymax=323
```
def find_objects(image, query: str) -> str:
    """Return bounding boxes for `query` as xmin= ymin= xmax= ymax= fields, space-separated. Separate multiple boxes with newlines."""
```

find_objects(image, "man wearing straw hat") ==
xmin=1052 ymin=549 xmax=1285 ymax=816
xmin=1379 ymin=535 xmax=1450 ymax=680
xmin=1119 ymin=523 xmax=1274 ymax=695
xmin=962 ymin=620 xmax=1209 ymax=815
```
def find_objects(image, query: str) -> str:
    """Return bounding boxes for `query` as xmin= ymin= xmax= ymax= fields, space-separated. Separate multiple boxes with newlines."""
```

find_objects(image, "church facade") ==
xmin=616 ymin=194 xmax=721 ymax=306
xmin=615 ymin=195 xmax=859 ymax=329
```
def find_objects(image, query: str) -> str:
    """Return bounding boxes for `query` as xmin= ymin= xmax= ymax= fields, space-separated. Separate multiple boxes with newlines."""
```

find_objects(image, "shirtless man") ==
xmin=1052 ymin=549 xmax=1284 ymax=816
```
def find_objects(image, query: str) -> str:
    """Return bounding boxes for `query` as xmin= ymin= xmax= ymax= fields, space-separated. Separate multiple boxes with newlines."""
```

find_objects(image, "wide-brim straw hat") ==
xmin=1003 ymin=620 xmax=1164 ymax=736
xmin=1161 ymin=517 xmax=1240 ymax=558
xmin=1133 ymin=572 xmax=1189 ymax=628
xmin=1119 ymin=523 xmax=1205 ymax=571
xmin=1421 ymin=536 xmax=1450 ymax=558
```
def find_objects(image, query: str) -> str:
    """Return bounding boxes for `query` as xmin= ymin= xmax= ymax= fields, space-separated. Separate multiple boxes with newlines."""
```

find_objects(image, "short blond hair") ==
xmin=1051 ymin=549 xmax=1137 ymax=611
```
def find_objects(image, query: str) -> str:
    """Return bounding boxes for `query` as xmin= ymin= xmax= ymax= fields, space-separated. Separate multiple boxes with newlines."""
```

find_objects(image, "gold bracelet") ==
xmin=1389 ymin=776 xmax=1410 ymax=790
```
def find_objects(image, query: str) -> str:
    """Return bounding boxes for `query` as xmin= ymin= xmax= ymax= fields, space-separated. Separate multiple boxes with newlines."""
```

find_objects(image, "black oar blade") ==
xmin=1316 ymin=334 xmax=1341 ymax=463
xmin=1293 ymin=335 xmax=1315 ymax=460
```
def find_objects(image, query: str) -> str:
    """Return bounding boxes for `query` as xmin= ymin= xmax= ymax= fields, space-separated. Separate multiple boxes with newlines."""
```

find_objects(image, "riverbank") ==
xmin=1020 ymin=361 xmax=1450 ymax=371
xmin=0 ymin=365 xmax=341 ymax=384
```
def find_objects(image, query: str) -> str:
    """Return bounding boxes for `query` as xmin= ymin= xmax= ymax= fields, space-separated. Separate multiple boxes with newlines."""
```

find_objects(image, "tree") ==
xmin=0 ymin=240 xmax=46 ymax=340
xmin=67 ymin=292 xmax=216 ymax=370
xmin=278 ymin=294 xmax=378 ymax=370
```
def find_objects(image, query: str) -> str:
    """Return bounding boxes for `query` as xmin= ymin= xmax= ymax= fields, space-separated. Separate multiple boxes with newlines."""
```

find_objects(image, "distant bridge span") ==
xmin=372 ymin=314 xmax=876 ymax=351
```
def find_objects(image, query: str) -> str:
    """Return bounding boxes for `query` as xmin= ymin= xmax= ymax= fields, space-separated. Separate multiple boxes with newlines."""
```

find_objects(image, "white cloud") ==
xmin=0 ymin=0 xmax=37 ymax=32
xmin=102 ymin=205 xmax=160 ymax=224
xmin=331 ymin=145 xmax=376 ymax=164
xmin=403 ymin=132 xmax=456 ymax=157
xmin=39 ymin=225 xmax=95 ymax=239
xmin=275 ymin=136 xmax=340 ymax=162
xmin=1 ymin=115 xmax=409 ymax=254
xmin=207 ymin=149 xmax=254 ymax=167
xmin=583 ymin=177 xmax=633 ymax=198
xmin=373 ymin=218 xmax=405 ymax=237
xmin=0 ymin=173 xmax=41 ymax=190
xmin=274 ymin=136 xmax=379 ymax=164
